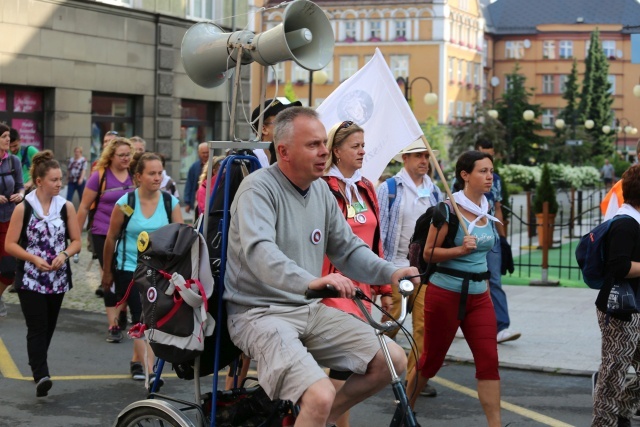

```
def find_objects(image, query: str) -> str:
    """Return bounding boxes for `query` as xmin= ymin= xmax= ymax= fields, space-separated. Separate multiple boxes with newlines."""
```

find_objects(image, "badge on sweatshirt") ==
xmin=137 ymin=231 xmax=149 ymax=252
xmin=355 ymin=213 xmax=367 ymax=224
xmin=311 ymin=229 xmax=322 ymax=245
xmin=120 ymin=203 xmax=134 ymax=217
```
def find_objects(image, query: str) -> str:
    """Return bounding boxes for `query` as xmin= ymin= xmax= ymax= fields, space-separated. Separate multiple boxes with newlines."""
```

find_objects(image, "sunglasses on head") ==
xmin=338 ymin=121 xmax=354 ymax=131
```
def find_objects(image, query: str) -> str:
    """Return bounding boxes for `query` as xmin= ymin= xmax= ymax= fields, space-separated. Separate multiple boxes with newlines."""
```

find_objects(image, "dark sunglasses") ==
xmin=338 ymin=121 xmax=354 ymax=131
xmin=105 ymin=131 xmax=119 ymax=136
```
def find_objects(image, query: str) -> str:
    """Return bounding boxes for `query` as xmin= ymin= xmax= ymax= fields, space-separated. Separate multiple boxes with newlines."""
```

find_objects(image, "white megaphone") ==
xmin=181 ymin=0 xmax=334 ymax=88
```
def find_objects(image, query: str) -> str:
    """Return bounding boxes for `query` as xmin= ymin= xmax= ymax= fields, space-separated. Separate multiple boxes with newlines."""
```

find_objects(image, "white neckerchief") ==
xmin=615 ymin=204 xmax=640 ymax=225
xmin=452 ymin=190 xmax=501 ymax=233
xmin=398 ymin=168 xmax=434 ymax=205
xmin=25 ymin=191 xmax=66 ymax=235
xmin=326 ymin=165 xmax=364 ymax=207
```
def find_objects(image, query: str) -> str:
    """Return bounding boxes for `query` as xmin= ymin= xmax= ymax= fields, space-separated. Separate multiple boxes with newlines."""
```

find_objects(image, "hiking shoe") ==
xmin=419 ymin=383 xmax=437 ymax=397
xmin=0 ymin=297 xmax=6 ymax=317
xmin=497 ymin=329 xmax=521 ymax=344
xmin=36 ymin=376 xmax=52 ymax=397
xmin=130 ymin=362 xmax=145 ymax=381
xmin=95 ymin=286 xmax=104 ymax=298
xmin=106 ymin=326 xmax=123 ymax=343
xmin=455 ymin=327 xmax=464 ymax=339
xmin=118 ymin=311 xmax=128 ymax=330
xmin=148 ymin=374 xmax=164 ymax=392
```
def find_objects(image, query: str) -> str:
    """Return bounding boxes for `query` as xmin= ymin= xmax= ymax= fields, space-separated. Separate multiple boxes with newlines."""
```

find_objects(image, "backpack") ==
xmin=575 ymin=215 xmax=630 ymax=289
xmin=407 ymin=200 xmax=459 ymax=280
xmin=386 ymin=177 xmax=397 ymax=211
xmin=114 ymin=190 xmax=172 ymax=271
xmin=19 ymin=146 xmax=31 ymax=171
xmin=128 ymin=223 xmax=216 ymax=364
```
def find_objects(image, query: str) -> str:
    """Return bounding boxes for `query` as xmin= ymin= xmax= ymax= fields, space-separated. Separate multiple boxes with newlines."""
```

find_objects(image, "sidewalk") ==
xmin=397 ymin=284 xmax=601 ymax=377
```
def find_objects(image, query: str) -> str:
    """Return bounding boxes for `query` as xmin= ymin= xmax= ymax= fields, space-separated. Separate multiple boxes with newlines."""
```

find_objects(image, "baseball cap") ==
xmin=251 ymin=97 xmax=303 ymax=132
xmin=393 ymin=140 xmax=439 ymax=162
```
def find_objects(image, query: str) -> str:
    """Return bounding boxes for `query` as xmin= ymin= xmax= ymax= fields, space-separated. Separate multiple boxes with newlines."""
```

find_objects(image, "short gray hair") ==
xmin=273 ymin=107 xmax=318 ymax=148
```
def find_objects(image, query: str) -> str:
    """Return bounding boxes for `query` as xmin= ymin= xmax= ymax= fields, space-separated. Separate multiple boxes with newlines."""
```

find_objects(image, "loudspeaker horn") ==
xmin=181 ymin=0 xmax=334 ymax=89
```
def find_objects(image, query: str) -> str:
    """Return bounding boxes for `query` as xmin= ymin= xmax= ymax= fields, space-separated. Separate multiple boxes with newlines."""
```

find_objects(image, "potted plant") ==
xmin=533 ymin=163 xmax=559 ymax=249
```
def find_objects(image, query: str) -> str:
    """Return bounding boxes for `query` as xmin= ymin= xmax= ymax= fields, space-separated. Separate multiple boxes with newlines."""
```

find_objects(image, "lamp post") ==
xmin=615 ymin=117 xmax=635 ymax=155
xmin=396 ymin=76 xmax=438 ymax=107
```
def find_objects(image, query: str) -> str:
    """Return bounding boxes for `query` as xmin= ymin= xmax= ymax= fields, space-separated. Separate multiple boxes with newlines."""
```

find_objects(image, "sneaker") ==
xmin=455 ymin=327 xmax=464 ymax=339
xmin=592 ymin=371 xmax=598 ymax=399
xmin=95 ymin=286 xmax=104 ymax=298
xmin=106 ymin=326 xmax=123 ymax=343
xmin=148 ymin=373 xmax=164 ymax=392
xmin=130 ymin=362 xmax=145 ymax=381
xmin=497 ymin=329 xmax=521 ymax=344
xmin=0 ymin=297 xmax=6 ymax=317
xmin=419 ymin=383 xmax=437 ymax=397
xmin=36 ymin=376 xmax=52 ymax=397
xmin=118 ymin=311 xmax=128 ymax=330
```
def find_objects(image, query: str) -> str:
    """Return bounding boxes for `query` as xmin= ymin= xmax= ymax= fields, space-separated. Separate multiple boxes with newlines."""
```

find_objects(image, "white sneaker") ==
xmin=0 ymin=297 xmax=7 ymax=317
xmin=497 ymin=329 xmax=521 ymax=344
xmin=455 ymin=327 xmax=464 ymax=339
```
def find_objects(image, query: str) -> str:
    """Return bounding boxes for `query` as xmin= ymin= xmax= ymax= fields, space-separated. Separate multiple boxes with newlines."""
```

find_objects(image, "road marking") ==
xmin=0 ymin=338 xmax=22 ymax=379
xmin=431 ymin=376 xmax=575 ymax=427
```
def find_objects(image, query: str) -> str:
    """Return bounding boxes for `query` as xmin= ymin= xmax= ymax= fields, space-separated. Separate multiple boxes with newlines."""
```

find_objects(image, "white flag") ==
xmin=316 ymin=48 xmax=423 ymax=182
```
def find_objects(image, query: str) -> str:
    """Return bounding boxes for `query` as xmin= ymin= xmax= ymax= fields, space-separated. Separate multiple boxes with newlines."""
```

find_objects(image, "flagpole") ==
xmin=419 ymin=135 xmax=469 ymax=235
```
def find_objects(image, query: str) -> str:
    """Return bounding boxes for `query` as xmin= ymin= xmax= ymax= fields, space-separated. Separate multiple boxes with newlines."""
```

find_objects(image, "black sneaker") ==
xmin=419 ymin=383 xmax=437 ymax=397
xmin=36 ymin=376 xmax=52 ymax=397
xmin=118 ymin=311 xmax=128 ymax=330
xmin=130 ymin=362 xmax=145 ymax=381
xmin=106 ymin=326 xmax=123 ymax=343
xmin=95 ymin=286 xmax=104 ymax=298
xmin=148 ymin=374 xmax=164 ymax=392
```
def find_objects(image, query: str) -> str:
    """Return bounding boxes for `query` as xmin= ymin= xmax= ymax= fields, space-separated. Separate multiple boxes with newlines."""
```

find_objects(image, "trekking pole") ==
xmin=418 ymin=134 xmax=469 ymax=236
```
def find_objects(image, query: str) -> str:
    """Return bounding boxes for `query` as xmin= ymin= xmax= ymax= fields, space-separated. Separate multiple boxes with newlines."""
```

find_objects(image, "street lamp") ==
xmin=523 ymin=110 xmax=535 ymax=121
xmin=584 ymin=119 xmax=595 ymax=130
xmin=615 ymin=117 xmax=634 ymax=155
xmin=396 ymin=76 xmax=438 ymax=106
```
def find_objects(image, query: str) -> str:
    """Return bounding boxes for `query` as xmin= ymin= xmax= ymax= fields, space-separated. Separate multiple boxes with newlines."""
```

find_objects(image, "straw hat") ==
xmin=393 ymin=140 xmax=439 ymax=162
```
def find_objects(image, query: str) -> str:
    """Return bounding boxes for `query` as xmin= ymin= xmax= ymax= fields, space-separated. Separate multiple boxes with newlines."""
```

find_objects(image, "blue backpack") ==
xmin=575 ymin=215 xmax=630 ymax=289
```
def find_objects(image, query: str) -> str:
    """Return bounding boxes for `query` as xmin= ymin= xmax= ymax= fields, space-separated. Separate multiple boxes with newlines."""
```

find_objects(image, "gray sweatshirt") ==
xmin=224 ymin=165 xmax=397 ymax=314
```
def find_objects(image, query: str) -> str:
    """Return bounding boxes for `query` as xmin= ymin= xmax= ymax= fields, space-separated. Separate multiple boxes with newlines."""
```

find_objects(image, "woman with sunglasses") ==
xmin=320 ymin=121 xmax=393 ymax=427
xmin=77 ymin=138 xmax=135 ymax=346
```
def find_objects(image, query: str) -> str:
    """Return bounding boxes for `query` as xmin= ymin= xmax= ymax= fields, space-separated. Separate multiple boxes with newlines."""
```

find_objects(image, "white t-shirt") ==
xmin=392 ymin=182 xmax=433 ymax=267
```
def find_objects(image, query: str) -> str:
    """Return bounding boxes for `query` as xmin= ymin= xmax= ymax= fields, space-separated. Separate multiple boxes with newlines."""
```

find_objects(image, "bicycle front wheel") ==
xmin=115 ymin=400 xmax=196 ymax=427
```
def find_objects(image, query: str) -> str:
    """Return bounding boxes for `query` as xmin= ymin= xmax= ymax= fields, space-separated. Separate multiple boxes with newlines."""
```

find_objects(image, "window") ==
xmin=465 ymin=61 xmax=472 ymax=84
xmin=542 ymin=109 xmax=555 ymax=129
xmin=456 ymin=101 xmax=464 ymax=118
xmin=559 ymin=40 xmax=573 ymax=59
xmin=180 ymin=100 xmax=221 ymax=180
xmin=457 ymin=59 xmax=463 ymax=83
xmin=448 ymin=57 xmax=455 ymax=82
xmin=368 ymin=20 xmax=382 ymax=41
xmin=459 ymin=0 xmax=469 ymax=10
xmin=559 ymin=75 xmax=569 ymax=94
xmin=473 ymin=63 xmax=481 ymax=85
xmin=543 ymin=41 xmax=556 ymax=59
xmin=92 ymin=93 xmax=136 ymax=163
xmin=340 ymin=56 xmax=358 ymax=81
xmin=465 ymin=102 xmax=472 ymax=117
xmin=542 ymin=75 xmax=555 ymax=94
xmin=608 ymin=75 xmax=616 ymax=94
xmin=0 ymin=86 xmax=45 ymax=152
xmin=268 ymin=63 xmax=284 ymax=84
xmin=505 ymin=41 xmax=524 ymax=59
xmin=394 ymin=20 xmax=407 ymax=40
xmin=291 ymin=64 xmax=308 ymax=83
xmin=603 ymin=41 xmax=616 ymax=58
xmin=505 ymin=75 xmax=512 ymax=91
xmin=187 ymin=0 xmax=217 ymax=20
xmin=345 ymin=21 xmax=357 ymax=41
xmin=448 ymin=100 xmax=455 ymax=121
xmin=450 ymin=20 xmax=458 ymax=42
xmin=321 ymin=59 xmax=334 ymax=84
xmin=390 ymin=55 xmax=409 ymax=79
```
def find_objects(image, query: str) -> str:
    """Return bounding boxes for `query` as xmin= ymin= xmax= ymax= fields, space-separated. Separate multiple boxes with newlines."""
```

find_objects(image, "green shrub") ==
xmin=533 ymin=163 xmax=559 ymax=214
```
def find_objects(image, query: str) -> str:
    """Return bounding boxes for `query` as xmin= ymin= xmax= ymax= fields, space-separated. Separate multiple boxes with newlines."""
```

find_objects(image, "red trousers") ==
xmin=418 ymin=284 xmax=500 ymax=380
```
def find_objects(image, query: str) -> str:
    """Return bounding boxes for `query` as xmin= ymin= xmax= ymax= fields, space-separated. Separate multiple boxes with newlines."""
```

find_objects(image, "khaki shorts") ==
xmin=227 ymin=302 xmax=386 ymax=403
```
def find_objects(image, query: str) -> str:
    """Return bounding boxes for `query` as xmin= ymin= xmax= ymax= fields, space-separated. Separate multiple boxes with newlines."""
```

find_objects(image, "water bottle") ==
xmin=73 ymin=254 xmax=79 ymax=263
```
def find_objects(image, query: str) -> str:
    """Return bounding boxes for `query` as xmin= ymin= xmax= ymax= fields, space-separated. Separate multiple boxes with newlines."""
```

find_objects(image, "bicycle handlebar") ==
xmin=305 ymin=279 xmax=415 ymax=333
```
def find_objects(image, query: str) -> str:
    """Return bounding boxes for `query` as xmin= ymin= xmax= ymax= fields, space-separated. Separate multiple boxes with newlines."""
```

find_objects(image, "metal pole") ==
xmin=308 ymin=70 xmax=314 ymax=107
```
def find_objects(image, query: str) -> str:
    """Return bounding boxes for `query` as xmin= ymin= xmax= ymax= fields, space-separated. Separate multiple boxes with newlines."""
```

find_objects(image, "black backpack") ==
xmin=407 ymin=200 xmax=459 ymax=280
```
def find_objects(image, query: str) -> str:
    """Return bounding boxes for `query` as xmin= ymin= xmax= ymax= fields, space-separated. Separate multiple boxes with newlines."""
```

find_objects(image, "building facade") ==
xmin=252 ymin=0 xmax=484 ymax=127
xmin=0 ymin=0 xmax=247 ymax=181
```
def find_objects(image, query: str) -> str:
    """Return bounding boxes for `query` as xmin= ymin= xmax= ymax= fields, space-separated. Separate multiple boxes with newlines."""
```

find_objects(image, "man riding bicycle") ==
xmin=224 ymin=107 xmax=419 ymax=426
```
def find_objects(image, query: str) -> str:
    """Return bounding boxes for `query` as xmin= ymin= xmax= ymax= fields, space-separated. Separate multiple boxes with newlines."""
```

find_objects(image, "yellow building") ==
xmin=252 ymin=0 xmax=484 ymax=128
xmin=483 ymin=0 xmax=640 ymax=153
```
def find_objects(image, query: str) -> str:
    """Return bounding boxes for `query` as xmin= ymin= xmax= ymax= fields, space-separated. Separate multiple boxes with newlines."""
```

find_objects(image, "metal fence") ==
xmin=502 ymin=188 xmax=606 ymax=285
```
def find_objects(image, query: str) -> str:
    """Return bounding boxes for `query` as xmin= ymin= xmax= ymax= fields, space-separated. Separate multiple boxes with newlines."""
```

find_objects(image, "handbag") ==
xmin=607 ymin=280 xmax=640 ymax=316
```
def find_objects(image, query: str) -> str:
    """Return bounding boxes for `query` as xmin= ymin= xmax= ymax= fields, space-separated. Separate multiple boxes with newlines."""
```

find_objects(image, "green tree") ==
xmin=421 ymin=116 xmax=447 ymax=158
xmin=550 ymin=59 xmax=592 ymax=165
xmin=284 ymin=82 xmax=298 ymax=103
xmin=448 ymin=103 xmax=506 ymax=162
xmin=495 ymin=63 xmax=544 ymax=165
xmin=579 ymin=28 xmax=614 ymax=157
